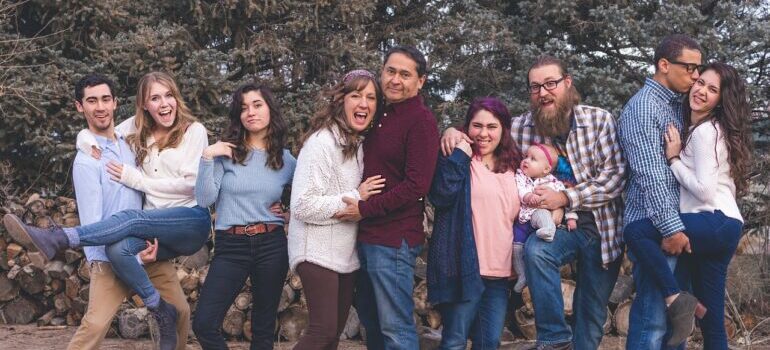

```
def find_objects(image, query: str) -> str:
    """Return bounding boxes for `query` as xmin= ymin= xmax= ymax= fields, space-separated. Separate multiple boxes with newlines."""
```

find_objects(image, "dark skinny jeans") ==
xmin=192 ymin=229 xmax=288 ymax=350
xmin=624 ymin=210 xmax=742 ymax=350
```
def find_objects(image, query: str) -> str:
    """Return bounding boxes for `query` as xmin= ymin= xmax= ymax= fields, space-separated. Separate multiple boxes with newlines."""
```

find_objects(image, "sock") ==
xmin=513 ymin=244 xmax=527 ymax=293
xmin=63 ymin=227 xmax=80 ymax=248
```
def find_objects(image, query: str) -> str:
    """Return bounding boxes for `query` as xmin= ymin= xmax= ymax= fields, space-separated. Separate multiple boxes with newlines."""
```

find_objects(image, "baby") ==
xmin=512 ymin=143 xmax=577 ymax=293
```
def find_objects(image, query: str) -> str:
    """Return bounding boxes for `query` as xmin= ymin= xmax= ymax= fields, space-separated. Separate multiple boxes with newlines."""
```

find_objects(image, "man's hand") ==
xmin=139 ymin=238 xmax=159 ymax=264
xmin=333 ymin=197 xmax=362 ymax=222
xmin=661 ymin=232 xmax=691 ymax=256
xmin=532 ymin=186 xmax=569 ymax=210
xmin=440 ymin=127 xmax=473 ymax=156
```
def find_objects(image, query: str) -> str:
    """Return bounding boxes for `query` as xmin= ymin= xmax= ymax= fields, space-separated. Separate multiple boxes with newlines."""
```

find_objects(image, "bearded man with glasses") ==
xmin=441 ymin=56 xmax=626 ymax=350
xmin=618 ymin=33 xmax=704 ymax=350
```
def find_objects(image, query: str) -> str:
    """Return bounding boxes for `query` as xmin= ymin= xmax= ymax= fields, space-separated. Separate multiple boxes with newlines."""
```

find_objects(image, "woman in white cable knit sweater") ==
xmin=289 ymin=69 xmax=384 ymax=349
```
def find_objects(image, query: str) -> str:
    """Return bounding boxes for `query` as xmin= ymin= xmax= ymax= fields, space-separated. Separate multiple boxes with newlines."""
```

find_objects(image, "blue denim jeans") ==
xmin=438 ymin=278 xmax=510 ymax=350
xmin=524 ymin=228 xmax=620 ymax=350
xmin=193 ymin=230 xmax=288 ymax=350
xmin=627 ymin=251 xmax=682 ymax=350
xmin=354 ymin=240 xmax=422 ymax=350
xmin=625 ymin=211 xmax=742 ymax=350
xmin=74 ymin=206 xmax=211 ymax=307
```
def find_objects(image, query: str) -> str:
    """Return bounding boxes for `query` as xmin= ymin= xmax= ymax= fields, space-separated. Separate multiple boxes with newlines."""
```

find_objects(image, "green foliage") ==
xmin=1 ymin=0 xmax=769 ymax=201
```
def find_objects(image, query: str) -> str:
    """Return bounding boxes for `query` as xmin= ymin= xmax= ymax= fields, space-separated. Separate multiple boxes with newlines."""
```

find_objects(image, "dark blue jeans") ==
xmin=438 ymin=278 xmax=510 ymax=350
xmin=86 ymin=206 xmax=211 ymax=307
xmin=354 ymin=240 xmax=422 ymax=350
xmin=624 ymin=211 xmax=742 ymax=350
xmin=524 ymin=228 xmax=621 ymax=350
xmin=193 ymin=230 xmax=289 ymax=350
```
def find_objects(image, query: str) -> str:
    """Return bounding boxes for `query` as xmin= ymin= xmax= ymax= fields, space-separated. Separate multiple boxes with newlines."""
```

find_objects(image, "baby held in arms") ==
xmin=512 ymin=143 xmax=577 ymax=292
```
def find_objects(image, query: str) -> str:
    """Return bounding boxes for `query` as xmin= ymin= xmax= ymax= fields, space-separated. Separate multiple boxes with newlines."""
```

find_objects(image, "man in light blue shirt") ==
xmin=67 ymin=74 xmax=190 ymax=350
xmin=619 ymin=34 xmax=703 ymax=350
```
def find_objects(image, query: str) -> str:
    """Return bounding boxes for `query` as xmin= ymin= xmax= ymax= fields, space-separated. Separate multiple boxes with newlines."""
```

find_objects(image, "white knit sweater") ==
xmin=288 ymin=126 xmax=363 ymax=273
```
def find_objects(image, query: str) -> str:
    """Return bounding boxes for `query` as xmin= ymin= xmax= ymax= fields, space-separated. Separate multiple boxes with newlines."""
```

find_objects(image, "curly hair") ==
xmin=223 ymin=83 xmax=287 ymax=170
xmin=127 ymin=72 xmax=198 ymax=166
xmin=682 ymin=62 xmax=754 ymax=196
xmin=301 ymin=71 xmax=381 ymax=160
xmin=462 ymin=97 xmax=522 ymax=173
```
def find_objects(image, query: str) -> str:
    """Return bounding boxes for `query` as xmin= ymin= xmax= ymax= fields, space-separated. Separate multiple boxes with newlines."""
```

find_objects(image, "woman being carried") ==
xmin=624 ymin=62 xmax=753 ymax=349
xmin=4 ymin=71 xmax=211 ymax=350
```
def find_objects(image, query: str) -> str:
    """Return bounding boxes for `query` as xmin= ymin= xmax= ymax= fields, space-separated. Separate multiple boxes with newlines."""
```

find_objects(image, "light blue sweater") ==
xmin=195 ymin=149 xmax=296 ymax=231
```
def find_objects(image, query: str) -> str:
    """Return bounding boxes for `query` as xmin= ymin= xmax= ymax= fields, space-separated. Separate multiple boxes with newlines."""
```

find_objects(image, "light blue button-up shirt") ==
xmin=619 ymin=78 xmax=686 ymax=237
xmin=72 ymin=131 xmax=143 ymax=261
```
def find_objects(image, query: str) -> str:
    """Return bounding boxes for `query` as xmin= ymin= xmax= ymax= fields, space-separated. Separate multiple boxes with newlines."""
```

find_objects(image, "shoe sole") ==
xmin=3 ymin=214 xmax=53 ymax=263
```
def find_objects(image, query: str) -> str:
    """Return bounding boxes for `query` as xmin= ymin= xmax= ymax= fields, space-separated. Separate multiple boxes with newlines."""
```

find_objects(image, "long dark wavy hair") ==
xmin=223 ymin=83 xmax=287 ymax=170
xmin=682 ymin=62 xmax=754 ymax=196
xmin=301 ymin=72 xmax=382 ymax=160
xmin=463 ymin=97 xmax=522 ymax=173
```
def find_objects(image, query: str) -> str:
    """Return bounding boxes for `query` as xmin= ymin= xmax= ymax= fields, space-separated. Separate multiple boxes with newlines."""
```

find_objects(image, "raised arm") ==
xmin=428 ymin=148 xmax=471 ymax=209
xmin=194 ymin=157 xmax=226 ymax=207
xmin=670 ymin=123 xmax=720 ymax=203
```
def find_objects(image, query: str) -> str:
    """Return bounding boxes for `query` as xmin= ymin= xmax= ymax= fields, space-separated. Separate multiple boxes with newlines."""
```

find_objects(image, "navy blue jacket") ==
xmin=426 ymin=149 xmax=484 ymax=305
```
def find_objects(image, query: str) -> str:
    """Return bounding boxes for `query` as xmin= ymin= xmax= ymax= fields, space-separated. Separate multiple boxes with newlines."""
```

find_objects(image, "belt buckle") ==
xmin=244 ymin=224 xmax=260 ymax=236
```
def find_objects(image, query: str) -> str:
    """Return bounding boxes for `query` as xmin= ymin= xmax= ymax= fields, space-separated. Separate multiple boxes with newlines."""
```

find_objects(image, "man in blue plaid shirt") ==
xmin=442 ymin=56 xmax=626 ymax=350
xmin=618 ymin=34 xmax=703 ymax=350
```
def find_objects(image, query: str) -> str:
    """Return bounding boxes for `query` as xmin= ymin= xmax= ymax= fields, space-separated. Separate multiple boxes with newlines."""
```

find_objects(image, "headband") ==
xmin=532 ymin=143 xmax=555 ymax=167
xmin=342 ymin=69 xmax=376 ymax=84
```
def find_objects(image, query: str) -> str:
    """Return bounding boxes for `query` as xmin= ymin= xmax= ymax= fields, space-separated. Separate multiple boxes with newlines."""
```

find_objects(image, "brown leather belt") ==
xmin=224 ymin=223 xmax=281 ymax=236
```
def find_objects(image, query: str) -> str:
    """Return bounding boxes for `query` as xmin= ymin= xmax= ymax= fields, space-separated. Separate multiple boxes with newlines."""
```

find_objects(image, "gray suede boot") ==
xmin=3 ymin=214 xmax=69 ymax=262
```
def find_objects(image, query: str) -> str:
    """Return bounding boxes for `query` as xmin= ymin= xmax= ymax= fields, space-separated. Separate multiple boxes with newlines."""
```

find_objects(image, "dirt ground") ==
xmin=0 ymin=324 xmax=634 ymax=350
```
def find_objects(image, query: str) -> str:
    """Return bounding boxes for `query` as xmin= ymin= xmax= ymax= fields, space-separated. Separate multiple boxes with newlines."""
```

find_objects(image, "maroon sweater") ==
xmin=358 ymin=95 xmax=440 ymax=248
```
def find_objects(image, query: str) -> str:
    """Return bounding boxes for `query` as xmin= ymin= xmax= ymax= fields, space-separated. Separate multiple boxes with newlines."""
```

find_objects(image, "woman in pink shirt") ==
xmin=427 ymin=97 xmax=522 ymax=349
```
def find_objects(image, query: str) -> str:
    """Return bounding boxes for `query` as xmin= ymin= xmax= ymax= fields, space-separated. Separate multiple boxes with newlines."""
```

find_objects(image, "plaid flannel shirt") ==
xmin=618 ymin=78 xmax=685 ymax=237
xmin=511 ymin=105 xmax=627 ymax=265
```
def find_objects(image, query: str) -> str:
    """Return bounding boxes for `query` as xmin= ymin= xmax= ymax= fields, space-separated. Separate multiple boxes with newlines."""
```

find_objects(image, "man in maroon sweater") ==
xmin=336 ymin=45 xmax=440 ymax=349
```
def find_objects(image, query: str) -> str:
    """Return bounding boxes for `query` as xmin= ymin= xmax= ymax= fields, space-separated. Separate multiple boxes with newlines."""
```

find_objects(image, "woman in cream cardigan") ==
xmin=288 ymin=69 xmax=384 ymax=349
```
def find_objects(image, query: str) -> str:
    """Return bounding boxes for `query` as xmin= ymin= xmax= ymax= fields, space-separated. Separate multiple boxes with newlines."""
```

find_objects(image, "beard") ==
xmin=532 ymin=87 xmax=578 ymax=138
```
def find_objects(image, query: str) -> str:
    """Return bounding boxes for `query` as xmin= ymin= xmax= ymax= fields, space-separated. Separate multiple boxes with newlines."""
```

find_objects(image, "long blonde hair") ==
xmin=126 ymin=72 xmax=198 ymax=165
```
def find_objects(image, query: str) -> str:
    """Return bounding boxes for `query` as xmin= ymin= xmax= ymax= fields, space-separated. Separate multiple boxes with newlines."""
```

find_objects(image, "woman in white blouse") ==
xmin=626 ymin=62 xmax=753 ymax=349
xmin=288 ymin=69 xmax=384 ymax=349
xmin=4 ymin=72 xmax=210 ymax=350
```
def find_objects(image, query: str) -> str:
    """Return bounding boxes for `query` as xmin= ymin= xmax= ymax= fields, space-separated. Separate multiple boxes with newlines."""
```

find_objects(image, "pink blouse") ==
xmin=469 ymin=158 xmax=520 ymax=278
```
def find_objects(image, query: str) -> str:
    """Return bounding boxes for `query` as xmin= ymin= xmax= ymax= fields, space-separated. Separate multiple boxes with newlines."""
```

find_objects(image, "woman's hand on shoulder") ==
xmin=202 ymin=141 xmax=236 ymax=160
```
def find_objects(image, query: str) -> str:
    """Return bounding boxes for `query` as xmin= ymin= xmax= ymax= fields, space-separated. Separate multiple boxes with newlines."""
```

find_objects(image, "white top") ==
xmin=288 ymin=126 xmax=363 ymax=273
xmin=76 ymin=117 xmax=209 ymax=209
xmin=670 ymin=121 xmax=743 ymax=222
xmin=515 ymin=169 xmax=576 ymax=223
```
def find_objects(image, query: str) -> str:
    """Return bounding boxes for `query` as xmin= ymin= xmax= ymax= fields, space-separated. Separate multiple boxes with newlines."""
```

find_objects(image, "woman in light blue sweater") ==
xmin=192 ymin=83 xmax=296 ymax=350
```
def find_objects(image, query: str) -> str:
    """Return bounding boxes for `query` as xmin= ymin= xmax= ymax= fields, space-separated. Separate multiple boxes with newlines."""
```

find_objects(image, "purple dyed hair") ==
xmin=462 ymin=97 xmax=522 ymax=173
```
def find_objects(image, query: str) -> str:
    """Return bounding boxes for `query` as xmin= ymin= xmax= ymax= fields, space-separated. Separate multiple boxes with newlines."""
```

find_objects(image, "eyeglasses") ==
xmin=528 ymin=76 xmax=566 ymax=94
xmin=668 ymin=60 xmax=704 ymax=74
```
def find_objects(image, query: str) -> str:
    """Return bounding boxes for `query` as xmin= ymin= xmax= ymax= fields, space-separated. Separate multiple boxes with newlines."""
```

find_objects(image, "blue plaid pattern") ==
xmin=511 ymin=105 xmax=626 ymax=265
xmin=618 ymin=78 xmax=685 ymax=237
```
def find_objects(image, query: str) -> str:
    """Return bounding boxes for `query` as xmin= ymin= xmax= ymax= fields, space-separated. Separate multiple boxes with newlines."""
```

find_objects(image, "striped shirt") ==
xmin=511 ymin=105 xmax=627 ymax=265
xmin=618 ymin=78 xmax=685 ymax=237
